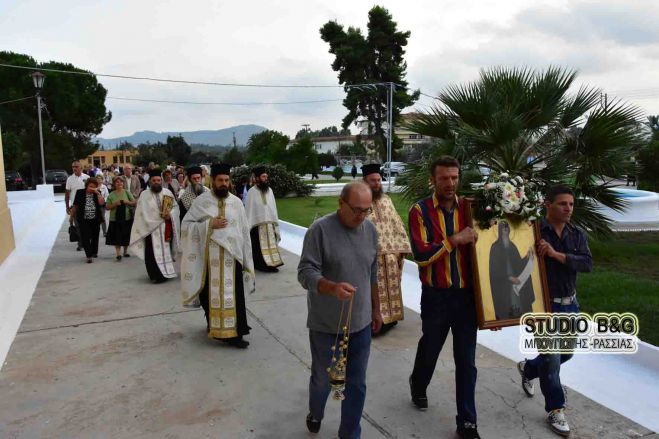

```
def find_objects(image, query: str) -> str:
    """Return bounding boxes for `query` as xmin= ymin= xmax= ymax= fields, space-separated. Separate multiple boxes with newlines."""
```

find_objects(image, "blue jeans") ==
xmin=309 ymin=325 xmax=371 ymax=439
xmin=410 ymin=286 xmax=478 ymax=427
xmin=524 ymin=301 xmax=579 ymax=412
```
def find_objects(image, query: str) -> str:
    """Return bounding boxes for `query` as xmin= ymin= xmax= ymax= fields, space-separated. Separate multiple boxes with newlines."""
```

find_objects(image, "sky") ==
xmin=1 ymin=0 xmax=658 ymax=140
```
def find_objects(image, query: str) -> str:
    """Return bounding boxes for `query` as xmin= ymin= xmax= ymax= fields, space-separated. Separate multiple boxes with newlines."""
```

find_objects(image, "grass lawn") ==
xmin=278 ymin=195 xmax=659 ymax=345
xmin=278 ymin=193 xmax=411 ymax=229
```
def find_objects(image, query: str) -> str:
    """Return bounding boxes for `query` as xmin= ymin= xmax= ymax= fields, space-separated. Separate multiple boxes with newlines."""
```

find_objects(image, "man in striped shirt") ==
xmin=408 ymin=156 xmax=482 ymax=439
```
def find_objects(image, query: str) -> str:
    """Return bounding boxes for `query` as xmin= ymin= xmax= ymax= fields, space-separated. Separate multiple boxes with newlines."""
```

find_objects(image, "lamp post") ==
xmin=31 ymin=71 xmax=46 ymax=185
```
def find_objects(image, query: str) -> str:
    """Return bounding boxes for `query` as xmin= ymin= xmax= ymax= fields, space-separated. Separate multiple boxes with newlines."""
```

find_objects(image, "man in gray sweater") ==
xmin=298 ymin=182 xmax=383 ymax=439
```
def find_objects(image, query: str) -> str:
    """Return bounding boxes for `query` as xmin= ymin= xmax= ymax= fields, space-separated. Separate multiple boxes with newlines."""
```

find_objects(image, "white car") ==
xmin=380 ymin=162 xmax=407 ymax=176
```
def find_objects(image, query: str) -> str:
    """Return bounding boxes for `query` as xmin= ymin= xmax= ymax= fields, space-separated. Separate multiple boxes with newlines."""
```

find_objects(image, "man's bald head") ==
xmin=338 ymin=182 xmax=373 ymax=228
xmin=340 ymin=181 xmax=371 ymax=203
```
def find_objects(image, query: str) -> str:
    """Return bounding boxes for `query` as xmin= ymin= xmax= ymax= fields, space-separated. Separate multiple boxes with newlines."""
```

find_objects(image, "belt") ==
xmin=552 ymin=294 xmax=576 ymax=305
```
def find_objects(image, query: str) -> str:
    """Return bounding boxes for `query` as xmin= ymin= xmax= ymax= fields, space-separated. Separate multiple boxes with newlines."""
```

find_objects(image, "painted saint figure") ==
xmin=489 ymin=221 xmax=535 ymax=320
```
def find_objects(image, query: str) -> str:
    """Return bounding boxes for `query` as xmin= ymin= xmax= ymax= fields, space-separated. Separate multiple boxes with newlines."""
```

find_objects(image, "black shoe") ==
xmin=457 ymin=422 xmax=481 ymax=439
xmin=409 ymin=375 xmax=428 ymax=410
xmin=151 ymin=278 xmax=167 ymax=284
xmin=306 ymin=413 xmax=321 ymax=433
xmin=116 ymin=255 xmax=122 ymax=261
xmin=376 ymin=321 xmax=397 ymax=336
xmin=123 ymin=253 xmax=130 ymax=257
xmin=224 ymin=337 xmax=249 ymax=349
xmin=77 ymin=246 xmax=82 ymax=251
xmin=86 ymin=258 xmax=92 ymax=264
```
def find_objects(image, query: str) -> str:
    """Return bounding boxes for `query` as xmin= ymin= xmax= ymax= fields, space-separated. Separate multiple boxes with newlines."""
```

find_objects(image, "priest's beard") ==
xmin=257 ymin=181 xmax=269 ymax=193
xmin=151 ymin=184 xmax=162 ymax=193
xmin=372 ymin=186 xmax=383 ymax=200
xmin=191 ymin=182 xmax=205 ymax=196
xmin=214 ymin=187 xmax=229 ymax=198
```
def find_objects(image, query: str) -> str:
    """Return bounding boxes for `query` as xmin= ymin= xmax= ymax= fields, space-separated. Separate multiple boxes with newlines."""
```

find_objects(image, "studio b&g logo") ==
xmin=519 ymin=312 xmax=639 ymax=355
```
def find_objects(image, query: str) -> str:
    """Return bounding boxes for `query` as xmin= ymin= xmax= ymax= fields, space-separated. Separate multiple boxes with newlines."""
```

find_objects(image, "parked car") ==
xmin=46 ymin=169 xmax=69 ymax=192
xmin=380 ymin=161 xmax=407 ymax=176
xmin=5 ymin=170 xmax=26 ymax=190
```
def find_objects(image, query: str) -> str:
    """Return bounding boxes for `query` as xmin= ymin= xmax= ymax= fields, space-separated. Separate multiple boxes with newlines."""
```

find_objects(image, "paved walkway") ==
xmin=0 ymin=221 xmax=655 ymax=438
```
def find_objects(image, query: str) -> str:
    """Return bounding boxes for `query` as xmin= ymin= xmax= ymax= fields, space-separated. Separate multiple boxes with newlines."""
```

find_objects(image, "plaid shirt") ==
xmin=408 ymin=194 xmax=471 ymax=289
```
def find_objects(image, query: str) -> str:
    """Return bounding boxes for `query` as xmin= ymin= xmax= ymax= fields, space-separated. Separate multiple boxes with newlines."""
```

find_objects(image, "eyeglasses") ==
xmin=344 ymin=201 xmax=373 ymax=216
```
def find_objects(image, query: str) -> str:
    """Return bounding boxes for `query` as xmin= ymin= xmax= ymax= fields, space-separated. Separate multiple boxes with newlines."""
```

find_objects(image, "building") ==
xmin=356 ymin=112 xmax=431 ymax=150
xmin=310 ymin=135 xmax=357 ymax=154
xmin=84 ymin=149 xmax=137 ymax=168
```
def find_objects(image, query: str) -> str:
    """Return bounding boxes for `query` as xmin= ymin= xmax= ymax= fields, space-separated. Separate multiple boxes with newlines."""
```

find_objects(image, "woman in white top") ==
xmin=95 ymin=175 xmax=110 ymax=237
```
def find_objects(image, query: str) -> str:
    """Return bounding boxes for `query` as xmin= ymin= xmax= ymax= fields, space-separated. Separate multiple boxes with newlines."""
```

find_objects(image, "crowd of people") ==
xmin=62 ymin=156 xmax=590 ymax=439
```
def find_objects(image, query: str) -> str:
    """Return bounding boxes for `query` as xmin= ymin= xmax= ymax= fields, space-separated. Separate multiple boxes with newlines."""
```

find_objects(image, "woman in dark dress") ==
xmin=105 ymin=176 xmax=137 ymax=261
xmin=70 ymin=178 xmax=105 ymax=263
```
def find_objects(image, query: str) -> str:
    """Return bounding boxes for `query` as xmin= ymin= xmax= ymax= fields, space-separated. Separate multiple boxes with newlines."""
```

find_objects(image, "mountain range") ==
xmin=95 ymin=124 xmax=267 ymax=149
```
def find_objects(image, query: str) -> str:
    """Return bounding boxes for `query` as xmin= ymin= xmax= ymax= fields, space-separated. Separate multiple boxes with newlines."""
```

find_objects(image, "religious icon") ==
xmin=465 ymin=200 xmax=551 ymax=329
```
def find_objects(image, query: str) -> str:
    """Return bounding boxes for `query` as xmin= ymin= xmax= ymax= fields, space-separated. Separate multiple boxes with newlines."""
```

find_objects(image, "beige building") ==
xmin=356 ymin=112 xmax=431 ymax=150
xmin=0 ymin=126 xmax=16 ymax=264
xmin=84 ymin=149 xmax=137 ymax=168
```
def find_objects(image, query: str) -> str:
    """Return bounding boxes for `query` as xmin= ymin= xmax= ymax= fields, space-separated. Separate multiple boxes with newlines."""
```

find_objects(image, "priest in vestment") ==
xmin=180 ymin=163 xmax=255 ymax=349
xmin=178 ymin=165 xmax=209 ymax=222
xmin=363 ymin=163 xmax=412 ymax=335
xmin=129 ymin=169 xmax=180 ymax=283
xmin=244 ymin=166 xmax=284 ymax=272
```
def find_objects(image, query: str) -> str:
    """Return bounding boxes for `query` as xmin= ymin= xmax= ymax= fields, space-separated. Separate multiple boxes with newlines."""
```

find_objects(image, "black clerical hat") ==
xmin=361 ymin=163 xmax=382 ymax=177
xmin=187 ymin=166 xmax=202 ymax=177
xmin=148 ymin=168 xmax=162 ymax=179
xmin=252 ymin=166 xmax=267 ymax=177
xmin=211 ymin=163 xmax=232 ymax=177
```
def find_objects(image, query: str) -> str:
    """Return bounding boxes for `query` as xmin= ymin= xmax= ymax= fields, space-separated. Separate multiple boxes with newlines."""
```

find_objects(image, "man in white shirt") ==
xmin=65 ymin=160 xmax=90 ymax=251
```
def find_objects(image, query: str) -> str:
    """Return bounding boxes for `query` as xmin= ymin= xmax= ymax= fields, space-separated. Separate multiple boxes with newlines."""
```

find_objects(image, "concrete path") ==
xmin=0 ymin=221 xmax=655 ymax=439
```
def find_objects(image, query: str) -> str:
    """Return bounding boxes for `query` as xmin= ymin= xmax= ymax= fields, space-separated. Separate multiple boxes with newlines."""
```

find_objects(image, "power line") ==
xmin=0 ymin=95 xmax=35 ymax=105
xmin=0 ymin=62 xmax=387 ymax=89
xmin=107 ymin=96 xmax=344 ymax=105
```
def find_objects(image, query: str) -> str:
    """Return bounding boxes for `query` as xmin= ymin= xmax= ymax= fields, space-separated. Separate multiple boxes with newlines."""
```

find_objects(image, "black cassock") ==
xmin=489 ymin=241 xmax=535 ymax=320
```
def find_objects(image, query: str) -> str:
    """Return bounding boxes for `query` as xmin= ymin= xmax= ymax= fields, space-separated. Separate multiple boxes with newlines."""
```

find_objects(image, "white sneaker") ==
xmin=517 ymin=360 xmax=534 ymax=397
xmin=547 ymin=408 xmax=570 ymax=437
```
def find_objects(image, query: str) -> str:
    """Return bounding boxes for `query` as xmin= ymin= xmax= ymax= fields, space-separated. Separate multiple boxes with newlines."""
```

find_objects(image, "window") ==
xmin=127 ymin=156 xmax=132 ymax=163
xmin=113 ymin=156 xmax=118 ymax=163
xmin=101 ymin=156 xmax=106 ymax=164
xmin=88 ymin=158 xmax=92 ymax=164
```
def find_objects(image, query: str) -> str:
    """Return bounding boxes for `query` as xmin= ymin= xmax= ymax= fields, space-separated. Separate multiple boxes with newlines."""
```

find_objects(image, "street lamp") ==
xmin=31 ymin=71 xmax=46 ymax=185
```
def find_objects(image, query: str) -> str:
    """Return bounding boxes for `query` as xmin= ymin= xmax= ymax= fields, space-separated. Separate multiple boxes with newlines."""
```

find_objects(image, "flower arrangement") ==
xmin=473 ymin=172 xmax=544 ymax=229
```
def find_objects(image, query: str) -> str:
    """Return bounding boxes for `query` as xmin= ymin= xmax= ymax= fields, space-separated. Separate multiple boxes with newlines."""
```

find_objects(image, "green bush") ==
xmin=331 ymin=166 xmax=344 ymax=181
xmin=638 ymin=140 xmax=659 ymax=192
xmin=231 ymin=163 xmax=313 ymax=198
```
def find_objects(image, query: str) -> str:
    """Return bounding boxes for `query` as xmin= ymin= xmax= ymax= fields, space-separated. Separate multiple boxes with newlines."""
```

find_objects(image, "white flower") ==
xmin=485 ymin=183 xmax=496 ymax=190
xmin=500 ymin=172 xmax=509 ymax=178
xmin=516 ymin=176 xmax=524 ymax=183
xmin=485 ymin=206 xmax=492 ymax=212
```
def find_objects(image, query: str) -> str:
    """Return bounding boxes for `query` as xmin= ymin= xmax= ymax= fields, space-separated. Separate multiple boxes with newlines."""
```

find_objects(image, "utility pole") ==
xmin=302 ymin=123 xmax=311 ymax=134
xmin=232 ymin=131 xmax=237 ymax=148
xmin=386 ymin=82 xmax=394 ymax=192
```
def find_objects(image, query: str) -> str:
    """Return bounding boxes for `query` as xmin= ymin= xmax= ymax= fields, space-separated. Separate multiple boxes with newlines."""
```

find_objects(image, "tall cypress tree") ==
xmin=320 ymin=6 xmax=419 ymax=160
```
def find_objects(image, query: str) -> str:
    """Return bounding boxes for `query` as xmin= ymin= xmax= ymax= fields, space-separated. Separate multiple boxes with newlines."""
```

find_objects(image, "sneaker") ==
xmin=409 ymin=375 xmax=428 ymax=410
xmin=517 ymin=360 xmax=534 ymax=397
xmin=224 ymin=337 xmax=249 ymax=349
xmin=457 ymin=422 xmax=481 ymax=439
xmin=305 ymin=413 xmax=321 ymax=433
xmin=547 ymin=409 xmax=570 ymax=437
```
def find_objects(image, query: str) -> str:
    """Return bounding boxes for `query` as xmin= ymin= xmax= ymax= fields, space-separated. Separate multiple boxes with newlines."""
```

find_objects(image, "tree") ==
xmin=318 ymin=152 xmax=336 ymax=168
xmin=295 ymin=125 xmax=352 ymax=139
xmin=320 ymin=6 xmax=419 ymax=161
xmin=285 ymin=137 xmax=319 ymax=175
xmin=188 ymin=150 xmax=220 ymax=165
xmin=332 ymin=166 xmax=344 ymax=181
xmin=164 ymin=135 xmax=191 ymax=165
xmin=402 ymin=66 xmax=645 ymax=236
xmin=222 ymin=146 xmax=245 ymax=167
xmin=134 ymin=142 xmax=168 ymax=167
xmin=245 ymin=130 xmax=289 ymax=164
xmin=0 ymin=51 xmax=111 ymax=181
